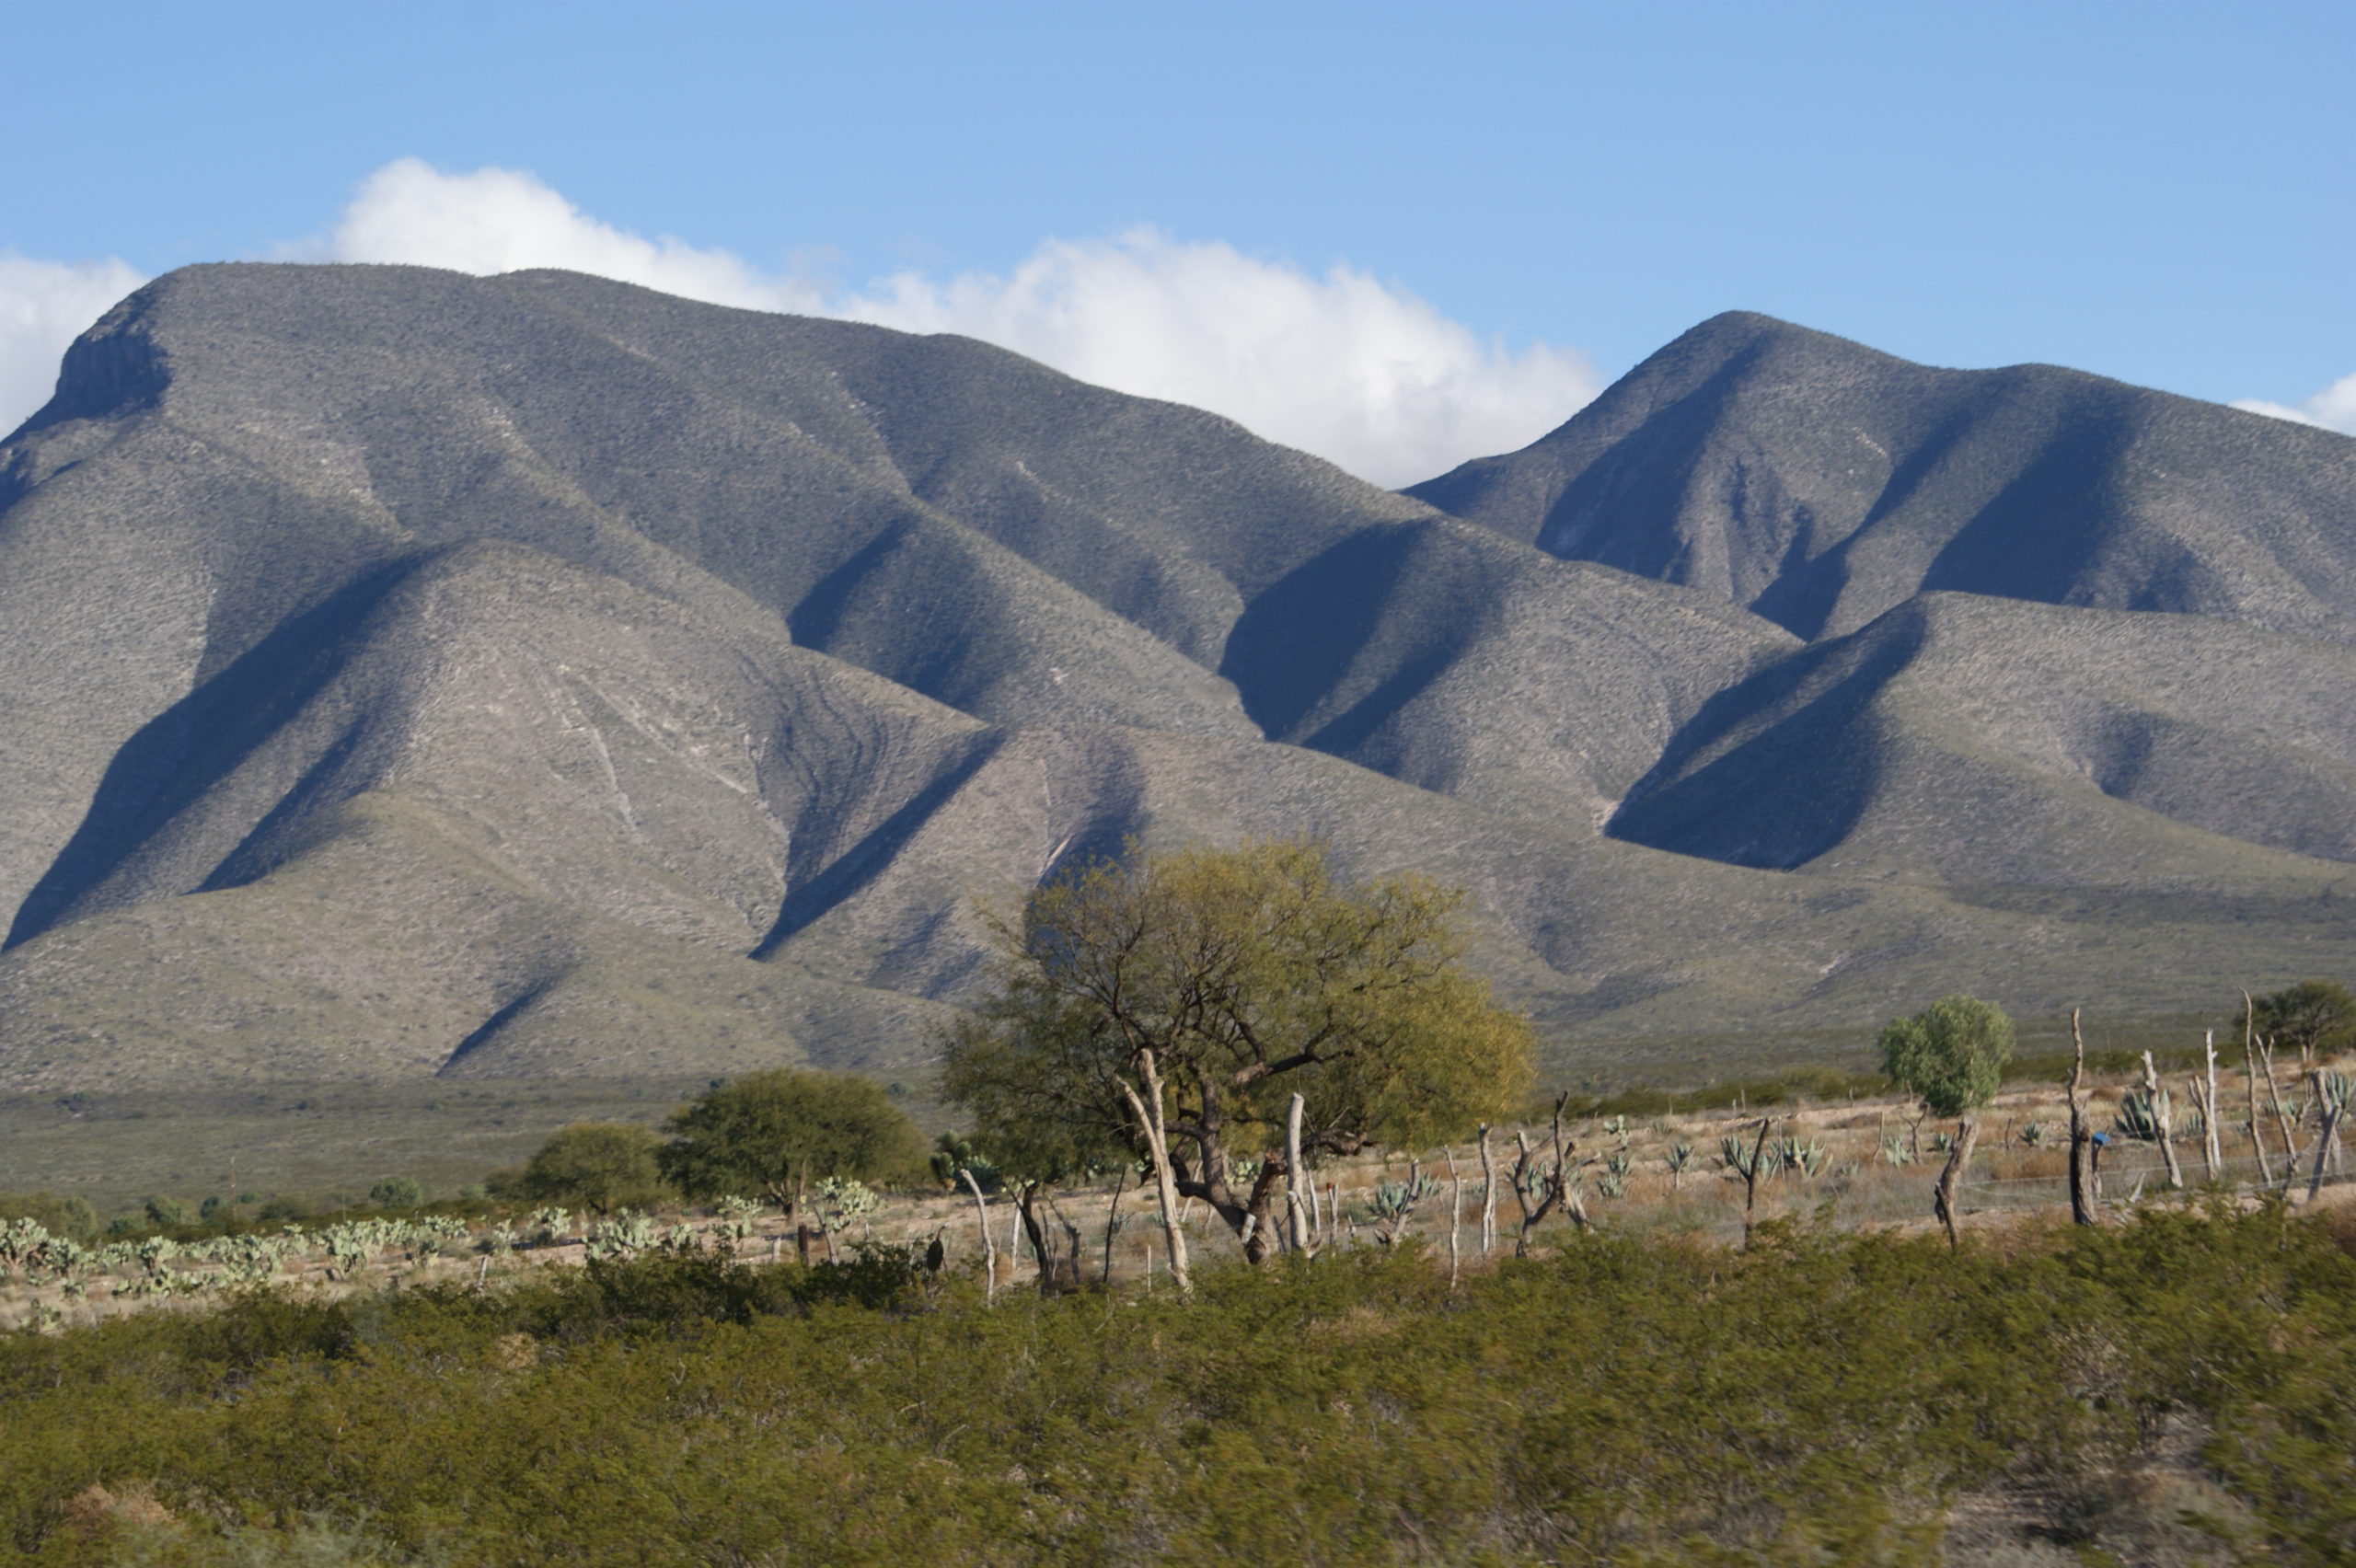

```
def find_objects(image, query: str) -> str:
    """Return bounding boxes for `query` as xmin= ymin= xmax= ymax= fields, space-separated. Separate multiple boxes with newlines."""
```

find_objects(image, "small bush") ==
xmin=366 ymin=1177 xmax=422 ymax=1209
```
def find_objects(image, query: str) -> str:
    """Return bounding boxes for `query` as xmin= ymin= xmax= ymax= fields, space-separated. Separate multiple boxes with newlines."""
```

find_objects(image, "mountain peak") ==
xmin=1408 ymin=309 xmax=2356 ymax=641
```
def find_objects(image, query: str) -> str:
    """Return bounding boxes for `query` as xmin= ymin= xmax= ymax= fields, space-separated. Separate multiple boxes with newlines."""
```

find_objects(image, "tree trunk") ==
xmin=2259 ymin=1037 xmax=2304 ymax=1191
xmin=2306 ymin=1071 xmax=2344 ymax=1204
xmin=1741 ymin=1116 xmax=1772 ymax=1249
xmin=1234 ymin=1161 xmax=1290 ymax=1263
xmin=957 ymin=1167 xmax=996 ymax=1301
xmin=1100 ymin=1165 xmax=1126 ymax=1286
xmin=2242 ymin=989 xmax=2276 ymax=1186
xmin=2067 ymin=1009 xmax=2097 ymax=1227
xmin=2142 ymin=1050 xmax=2184 ymax=1190
xmin=1476 ymin=1124 xmax=1498 ymax=1255
xmin=1284 ymin=1092 xmax=1311 ymax=1254
xmin=1013 ymin=1182 xmax=1056 ymax=1295
xmin=1933 ymin=1117 xmax=1980 ymax=1248
xmin=1120 ymin=1049 xmax=1192 ymax=1297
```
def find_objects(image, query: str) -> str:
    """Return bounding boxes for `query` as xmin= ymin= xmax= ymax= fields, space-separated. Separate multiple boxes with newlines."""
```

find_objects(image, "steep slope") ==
xmin=7 ymin=269 xmax=2356 ymax=1093
xmin=1611 ymin=593 xmax=2356 ymax=884
xmin=1220 ymin=517 xmax=1798 ymax=827
xmin=1408 ymin=311 xmax=2356 ymax=642
xmin=0 ymin=262 xmax=1426 ymax=930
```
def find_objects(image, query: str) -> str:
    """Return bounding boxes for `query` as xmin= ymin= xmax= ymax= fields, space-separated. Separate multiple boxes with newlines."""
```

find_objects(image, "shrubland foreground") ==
xmin=3 ymin=1205 xmax=2353 ymax=1566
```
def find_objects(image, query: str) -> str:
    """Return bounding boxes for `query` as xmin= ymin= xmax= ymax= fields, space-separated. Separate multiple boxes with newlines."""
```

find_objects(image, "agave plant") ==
xmin=2115 ymin=1088 xmax=2170 ymax=1143
xmin=1596 ymin=1170 xmax=1627 ymax=1200
xmin=1604 ymin=1150 xmax=1635 ymax=1180
xmin=1881 ymin=1136 xmax=1914 ymax=1167
xmin=2018 ymin=1121 xmax=2046 ymax=1147
xmin=1778 ymin=1137 xmax=1826 ymax=1180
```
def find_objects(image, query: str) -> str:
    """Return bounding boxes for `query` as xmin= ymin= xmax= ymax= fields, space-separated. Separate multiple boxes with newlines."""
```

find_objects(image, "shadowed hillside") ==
xmin=4 ymin=269 xmax=2355 ymax=1090
xmin=1408 ymin=310 xmax=2356 ymax=642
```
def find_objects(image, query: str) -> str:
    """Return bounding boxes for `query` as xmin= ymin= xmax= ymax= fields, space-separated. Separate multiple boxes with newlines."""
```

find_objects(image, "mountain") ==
xmin=1406 ymin=311 xmax=2356 ymax=643
xmin=4 ymin=268 xmax=2354 ymax=1092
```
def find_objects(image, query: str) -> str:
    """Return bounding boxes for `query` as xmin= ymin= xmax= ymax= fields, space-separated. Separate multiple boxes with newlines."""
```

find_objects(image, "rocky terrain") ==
xmin=3 ymin=268 xmax=2352 ymax=1089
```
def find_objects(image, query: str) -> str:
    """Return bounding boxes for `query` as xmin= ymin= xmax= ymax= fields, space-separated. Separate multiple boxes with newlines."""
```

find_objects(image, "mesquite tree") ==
xmin=1878 ymin=995 xmax=2012 ymax=1244
xmin=941 ymin=839 xmax=1535 ymax=1272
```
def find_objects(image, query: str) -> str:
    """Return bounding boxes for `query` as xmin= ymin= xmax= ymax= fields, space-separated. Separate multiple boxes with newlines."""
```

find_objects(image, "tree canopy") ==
xmin=941 ymin=838 xmax=1535 ymax=1262
xmin=2249 ymin=979 xmax=2356 ymax=1064
xmin=660 ymin=1068 xmax=929 ymax=1214
xmin=1877 ymin=995 xmax=2013 ymax=1119
xmin=518 ymin=1123 xmax=670 ymax=1216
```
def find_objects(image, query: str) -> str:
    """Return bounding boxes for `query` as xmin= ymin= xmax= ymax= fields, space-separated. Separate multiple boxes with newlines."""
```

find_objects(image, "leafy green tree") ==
xmin=367 ymin=1177 xmax=423 ymax=1210
xmin=660 ymin=1068 xmax=928 ymax=1217
xmin=2250 ymin=978 xmax=2356 ymax=1066
xmin=143 ymin=1196 xmax=191 ymax=1229
xmin=941 ymin=838 xmax=1535 ymax=1264
xmin=517 ymin=1123 xmax=670 ymax=1216
xmin=1877 ymin=995 xmax=2014 ymax=1118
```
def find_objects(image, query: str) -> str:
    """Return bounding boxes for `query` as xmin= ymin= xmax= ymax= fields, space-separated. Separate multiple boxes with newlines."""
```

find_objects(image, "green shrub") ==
xmin=0 ymin=1190 xmax=98 ymax=1240
xmin=515 ymin=1123 xmax=669 ymax=1216
xmin=366 ymin=1177 xmax=422 ymax=1210
xmin=2 ymin=1206 xmax=2351 ymax=1563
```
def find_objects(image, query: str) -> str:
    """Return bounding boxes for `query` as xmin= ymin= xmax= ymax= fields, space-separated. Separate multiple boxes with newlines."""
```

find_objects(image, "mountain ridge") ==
xmin=4 ymin=267 xmax=2354 ymax=1091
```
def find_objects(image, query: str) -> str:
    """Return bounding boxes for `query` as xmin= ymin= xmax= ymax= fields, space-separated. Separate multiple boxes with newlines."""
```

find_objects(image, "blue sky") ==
xmin=2 ymin=1 xmax=2350 ymax=479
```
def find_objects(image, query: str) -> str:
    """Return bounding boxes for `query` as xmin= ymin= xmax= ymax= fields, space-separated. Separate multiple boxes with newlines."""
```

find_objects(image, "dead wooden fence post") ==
xmin=1741 ymin=1116 xmax=1772 ymax=1249
xmin=1440 ymin=1145 xmax=1464 ymax=1291
xmin=2305 ymin=1069 xmax=2345 ymax=1205
xmin=957 ymin=1166 xmax=996 ymax=1301
xmin=1476 ymin=1123 xmax=1498 ymax=1256
xmin=2142 ymin=1050 xmax=2184 ymax=1191
xmin=2241 ymin=989 xmax=2276 ymax=1186
xmin=2067 ymin=1009 xmax=2097 ymax=1227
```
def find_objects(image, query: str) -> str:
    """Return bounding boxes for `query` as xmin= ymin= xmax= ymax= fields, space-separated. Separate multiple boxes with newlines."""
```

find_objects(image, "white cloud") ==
xmin=312 ymin=161 xmax=1595 ymax=485
xmin=0 ymin=253 xmax=147 ymax=438
xmin=2233 ymin=375 xmax=2356 ymax=435
xmin=838 ymin=230 xmax=1600 ymax=486
xmin=302 ymin=158 xmax=826 ymax=317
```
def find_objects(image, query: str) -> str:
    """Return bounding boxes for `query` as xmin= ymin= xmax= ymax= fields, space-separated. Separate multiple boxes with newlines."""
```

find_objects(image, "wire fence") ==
xmin=1957 ymin=1141 xmax=2352 ymax=1213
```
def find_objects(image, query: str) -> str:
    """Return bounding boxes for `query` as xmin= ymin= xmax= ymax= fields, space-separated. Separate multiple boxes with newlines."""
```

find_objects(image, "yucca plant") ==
xmin=2018 ymin=1121 xmax=2046 ymax=1147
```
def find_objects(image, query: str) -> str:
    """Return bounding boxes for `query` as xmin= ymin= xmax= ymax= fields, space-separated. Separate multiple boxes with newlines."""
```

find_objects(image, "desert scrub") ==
xmin=0 ymin=1205 xmax=2350 ymax=1565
